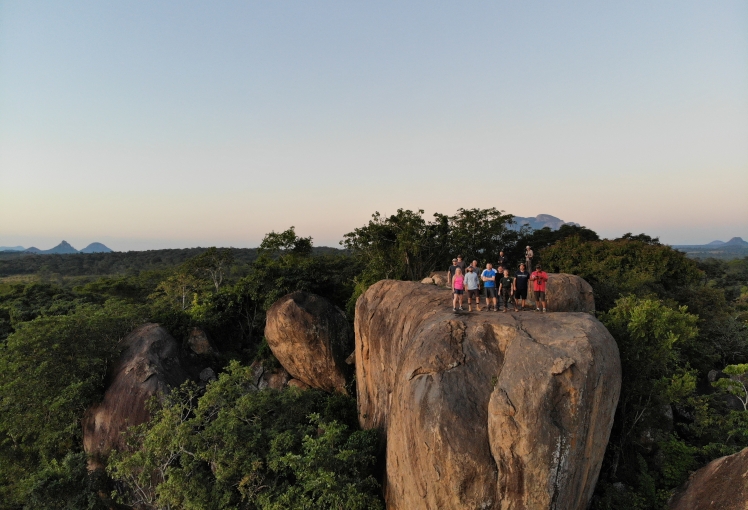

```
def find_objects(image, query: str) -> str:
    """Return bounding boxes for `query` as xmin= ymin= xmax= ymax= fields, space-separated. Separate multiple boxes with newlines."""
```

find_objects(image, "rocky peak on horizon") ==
xmin=510 ymin=213 xmax=580 ymax=231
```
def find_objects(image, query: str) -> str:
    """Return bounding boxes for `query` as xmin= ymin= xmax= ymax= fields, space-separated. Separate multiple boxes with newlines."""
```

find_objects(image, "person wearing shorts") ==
xmin=464 ymin=266 xmax=481 ymax=312
xmin=514 ymin=263 xmax=530 ymax=311
xmin=531 ymin=264 xmax=549 ymax=312
xmin=452 ymin=267 xmax=465 ymax=311
xmin=469 ymin=260 xmax=482 ymax=305
xmin=498 ymin=269 xmax=515 ymax=312
xmin=481 ymin=263 xmax=498 ymax=311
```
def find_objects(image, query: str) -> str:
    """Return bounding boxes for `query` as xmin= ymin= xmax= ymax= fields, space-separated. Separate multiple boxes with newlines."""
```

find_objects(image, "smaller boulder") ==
xmin=523 ymin=273 xmax=595 ymax=313
xmin=265 ymin=291 xmax=352 ymax=394
xmin=668 ymin=447 xmax=748 ymax=510
xmin=187 ymin=327 xmax=216 ymax=356
xmin=421 ymin=277 xmax=435 ymax=285
xmin=429 ymin=271 xmax=448 ymax=287
xmin=288 ymin=379 xmax=311 ymax=390
xmin=199 ymin=367 xmax=216 ymax=383
xmin=82 ymin=324 xmax=188 ymax=470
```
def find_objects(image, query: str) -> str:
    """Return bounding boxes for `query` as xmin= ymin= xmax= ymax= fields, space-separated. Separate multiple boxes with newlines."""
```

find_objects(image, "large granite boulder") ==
xmin=264 ymin=291 xmax=352 ymax=394
xmin=668 ymin=447 xmax=748 ymax=510
xmin=82 ymin=324 xmax=188 ymax=468
xmin=355 ymin=280 xmax=621 ymax=510
xmin=523 ymin=273 xmax=596 ymax=313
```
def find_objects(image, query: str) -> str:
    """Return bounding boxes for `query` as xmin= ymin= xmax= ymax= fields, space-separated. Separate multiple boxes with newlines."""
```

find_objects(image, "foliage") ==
xmin=342 ymin=208 xmax=523 ymax=310
xmin=21 ymin=452 xmax=107 ymax=510
xmin=108 ymin=361 xmax=383 ymax=510
xmin=541 ymin=237 xmax=702 ymax=312
xmin=511 ymin=224 xmax=599 ymax=267
xmin=0 ymin=300 xmax=147 ymax=507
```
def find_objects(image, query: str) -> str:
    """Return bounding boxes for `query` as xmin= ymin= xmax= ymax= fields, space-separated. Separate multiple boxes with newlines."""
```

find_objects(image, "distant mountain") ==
xmin=724 ymin=237 xmax=748 ymax=247
xmin=80 ymin=242 xmax=113 ymax=253
xmin=510 ymin=214 xmax=580 ymax=231
xmin=674 ymin=237 xmax=748 ymax=249
xmin=41 ymin=241 xmax=79 ymax=254
xmin=25 ymin=247 xmax=42 ymax=254
xmin=0 ymin=246 xmax=26 ymax=252
xmin=673 ymin=237 xmax=748 ymax=260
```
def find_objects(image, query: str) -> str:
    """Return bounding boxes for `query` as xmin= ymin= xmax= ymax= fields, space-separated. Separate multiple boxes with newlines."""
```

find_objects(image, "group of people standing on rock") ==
xmin=446 ymin=248 xmax=548 ymax=313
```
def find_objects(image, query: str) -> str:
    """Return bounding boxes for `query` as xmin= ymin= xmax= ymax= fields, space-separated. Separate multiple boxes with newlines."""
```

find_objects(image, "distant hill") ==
xmin=80 ymin=242 xmax=113 ymax=253
xmin=673 ymin=237 xmax=748 ymax=260
xmin=510 ymin=214 xmax=580 ymax=231
xmin=42 ymin=241 xmax=79 ymax=254
xmin=0 ymin=241 xmax=114 ymax=255
xmin=710 ymin=237 xmax=748 ymax=247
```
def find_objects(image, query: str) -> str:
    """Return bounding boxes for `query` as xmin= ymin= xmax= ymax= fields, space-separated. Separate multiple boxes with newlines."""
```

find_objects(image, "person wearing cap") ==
xmin=530 ymin=263 xmax=549 ymax=312
xmin=469 ymin=259 xmax=483 ymax=307
xmin=464 ymin=265 xmax=481 ymax=312
xmin=525 ymin=246 xmax=534 ymax=272
xmin=447 ymin=258 xmax=459 ymax=286
xmin=456 ymin=255 xmax=466 ymax=273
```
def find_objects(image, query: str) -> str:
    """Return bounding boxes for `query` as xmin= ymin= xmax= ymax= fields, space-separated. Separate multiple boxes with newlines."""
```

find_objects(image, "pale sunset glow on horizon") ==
xmin=1 ymin=1 xmax=746 ymax=251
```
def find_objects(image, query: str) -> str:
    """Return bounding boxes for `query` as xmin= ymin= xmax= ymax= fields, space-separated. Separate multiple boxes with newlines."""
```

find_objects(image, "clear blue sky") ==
xmin=1 ymin=1 xmax=746 ymax=250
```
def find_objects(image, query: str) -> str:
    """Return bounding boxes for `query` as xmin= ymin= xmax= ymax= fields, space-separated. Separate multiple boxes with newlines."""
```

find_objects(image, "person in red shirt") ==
xmin=530 ymin=264 xmax=549 ymax=312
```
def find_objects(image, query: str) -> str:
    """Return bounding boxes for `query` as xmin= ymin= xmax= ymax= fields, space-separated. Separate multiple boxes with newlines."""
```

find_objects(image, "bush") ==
xmin=108 ymin=361 xmax=384 ymax=510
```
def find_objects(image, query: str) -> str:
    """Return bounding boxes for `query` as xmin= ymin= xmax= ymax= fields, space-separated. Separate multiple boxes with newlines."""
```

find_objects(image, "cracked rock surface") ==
xmin=355 ymin=280 xmax=621 ymax=510
xmin=82 ymin=323 xmax=188 ymax=469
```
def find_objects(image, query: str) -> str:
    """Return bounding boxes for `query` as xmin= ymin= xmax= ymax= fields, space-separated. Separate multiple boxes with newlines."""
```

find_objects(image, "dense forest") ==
xmin=1 ymin=208 xmax=747 ymax=509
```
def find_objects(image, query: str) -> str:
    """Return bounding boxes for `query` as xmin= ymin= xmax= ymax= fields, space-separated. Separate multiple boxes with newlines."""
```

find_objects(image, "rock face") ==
xmin=355 ymin=281 xmax=621 ymax=510
xmin=523 ymin=273 xmax=596 ymax=313
xmin=83 ymin=324 xmax=188 ymax=468
xmin=668 ymin=447 xmax=748 ymax=510
xmin=265 ymin=291 xmax=352 ymax=394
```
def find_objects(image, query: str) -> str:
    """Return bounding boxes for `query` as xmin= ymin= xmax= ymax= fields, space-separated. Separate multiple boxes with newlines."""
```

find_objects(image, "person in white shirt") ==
xmin=464 ymin=266 xmax=481 ymax=312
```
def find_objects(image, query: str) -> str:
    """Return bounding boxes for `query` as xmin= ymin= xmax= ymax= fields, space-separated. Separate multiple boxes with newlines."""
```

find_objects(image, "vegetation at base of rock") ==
xmin=0 ymin=208 xmax=747 ymax=509
xmin=107 ymin=361 xmax=383 ymax=510
xmin=0 ymin=301 xmax=147 ymax=507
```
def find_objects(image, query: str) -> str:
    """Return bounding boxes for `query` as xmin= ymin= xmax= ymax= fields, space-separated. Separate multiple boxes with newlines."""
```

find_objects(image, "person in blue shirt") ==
xmin=481 ymin=263 xmax=498 ymax=311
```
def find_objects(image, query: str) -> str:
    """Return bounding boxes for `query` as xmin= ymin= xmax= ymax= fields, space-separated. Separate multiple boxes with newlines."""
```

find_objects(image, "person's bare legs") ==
xmin=453 ymin=293 xmax=458 ymax=310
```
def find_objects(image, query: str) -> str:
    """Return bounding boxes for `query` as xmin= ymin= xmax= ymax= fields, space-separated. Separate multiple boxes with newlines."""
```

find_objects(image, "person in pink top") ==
xmin=530 ymin=264 xmax=549 ymax=312
xmin=452 ymin=267 xmax=465 ymax=311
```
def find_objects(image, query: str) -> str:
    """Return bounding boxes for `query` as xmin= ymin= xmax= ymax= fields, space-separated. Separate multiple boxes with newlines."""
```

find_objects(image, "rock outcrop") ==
xmin=83 ymin=324 xmax=188 ymax=468
xmin=265 ymin=291 xmax=352 ymax=394
xmin=524 ymin=273 xmax=595 ymax=313
xmin=668 ymin=447 xmax=748 ymax=510
xmin=355 ymin=280 xmax=620 ymax=510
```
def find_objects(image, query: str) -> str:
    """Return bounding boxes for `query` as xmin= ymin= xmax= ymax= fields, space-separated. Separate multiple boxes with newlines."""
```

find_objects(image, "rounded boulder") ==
xmin=264 ymin=291 xmax=352 ymax=394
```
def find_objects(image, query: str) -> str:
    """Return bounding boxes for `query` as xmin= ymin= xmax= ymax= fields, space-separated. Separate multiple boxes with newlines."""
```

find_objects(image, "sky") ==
xmin=1 ymin=1 xmax=746 ymax=251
